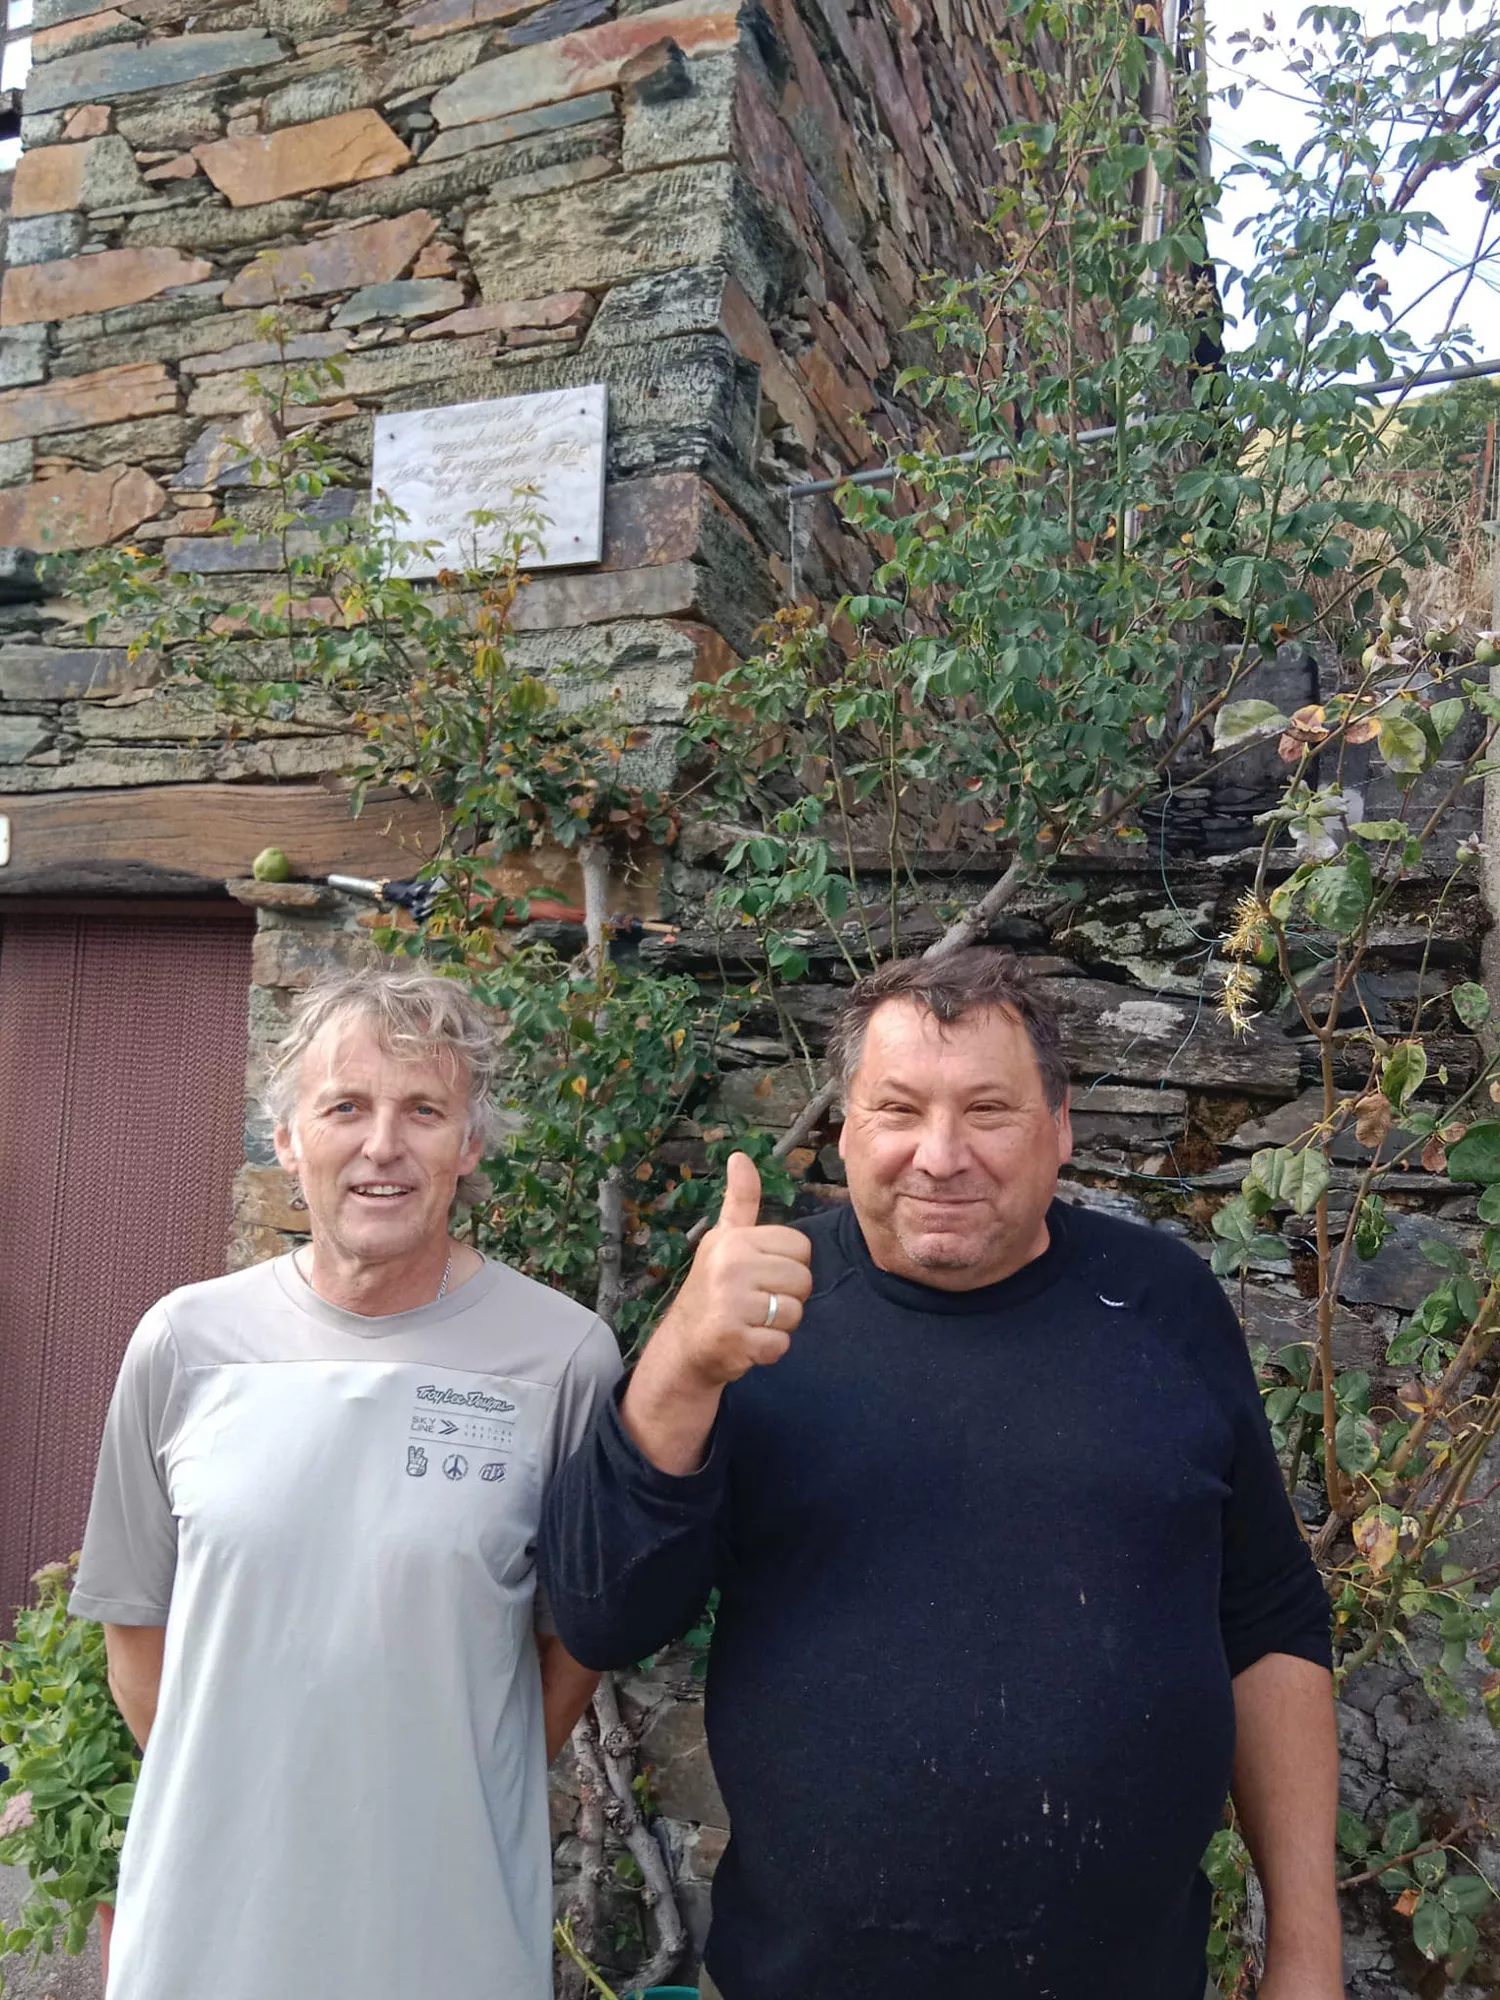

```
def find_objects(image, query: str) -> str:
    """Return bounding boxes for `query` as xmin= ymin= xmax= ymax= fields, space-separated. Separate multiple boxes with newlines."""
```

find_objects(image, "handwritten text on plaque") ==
xmin=371 ymin=384 xmax=607 ymax=576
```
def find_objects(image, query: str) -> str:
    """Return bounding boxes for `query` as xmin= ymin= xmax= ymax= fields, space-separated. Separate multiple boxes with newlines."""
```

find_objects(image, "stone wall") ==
xmin=3 ymin=0 xmax=1495 ymax=1987
xmin=0 ymin=0 xmax=1070 ymax=1986
xmin=0 ymin=0 xmax=1058 ymax=1239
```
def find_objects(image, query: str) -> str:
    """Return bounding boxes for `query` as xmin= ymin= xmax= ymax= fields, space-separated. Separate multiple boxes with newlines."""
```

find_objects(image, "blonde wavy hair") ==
xmin=265 ymin=967 xmax=501 ymax=1212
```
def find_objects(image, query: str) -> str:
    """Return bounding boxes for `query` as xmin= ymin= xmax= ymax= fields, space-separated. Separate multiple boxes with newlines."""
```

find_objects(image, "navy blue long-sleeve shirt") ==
xmin=540 ymin=1198 xmax=1331 ymax=2000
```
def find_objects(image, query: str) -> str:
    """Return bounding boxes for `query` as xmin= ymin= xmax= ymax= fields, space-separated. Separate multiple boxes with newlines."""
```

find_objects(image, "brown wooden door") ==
xmin=0 ymin=908 xmax=253 ymax=1631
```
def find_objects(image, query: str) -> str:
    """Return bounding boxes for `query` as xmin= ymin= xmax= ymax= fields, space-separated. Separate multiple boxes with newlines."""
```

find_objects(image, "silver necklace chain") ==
xmin=296 ymin=1246 xmax=454 ymax=1304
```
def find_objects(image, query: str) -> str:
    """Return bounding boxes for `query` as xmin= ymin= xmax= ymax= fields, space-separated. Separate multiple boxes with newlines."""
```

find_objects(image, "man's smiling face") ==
xmin=838 ymin=999 xmax=1072 ymax=1291
xmin=274 ymin=1016 xmax=483 ymax=1271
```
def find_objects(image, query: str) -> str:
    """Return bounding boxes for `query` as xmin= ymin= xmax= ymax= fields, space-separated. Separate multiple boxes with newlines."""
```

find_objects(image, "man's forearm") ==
xmin=1231 ymin=1652 xmax=1344 ymax=1994
xmin=536 ymin=1633 xmax=601 ymax=1761
xmin=104 ymin=1623 xmax=166 ymax=1749
xmin=620 ymin=1322 xmax=725 ymax=1476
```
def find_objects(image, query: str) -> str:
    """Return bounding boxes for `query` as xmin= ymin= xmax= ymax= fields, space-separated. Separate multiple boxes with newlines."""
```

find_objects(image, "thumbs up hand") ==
xmin=658 ymin=1152 xmax=815 ymax=1388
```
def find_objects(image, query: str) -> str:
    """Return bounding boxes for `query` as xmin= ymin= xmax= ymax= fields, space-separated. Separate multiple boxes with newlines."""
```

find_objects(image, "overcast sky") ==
xmin=1203 ymin=0 xmax=1500 ymax=367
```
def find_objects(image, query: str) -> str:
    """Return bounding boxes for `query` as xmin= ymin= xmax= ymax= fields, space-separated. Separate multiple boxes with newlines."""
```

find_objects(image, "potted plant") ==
xmin=0 ymin=1557 xmax=137 ymax=1990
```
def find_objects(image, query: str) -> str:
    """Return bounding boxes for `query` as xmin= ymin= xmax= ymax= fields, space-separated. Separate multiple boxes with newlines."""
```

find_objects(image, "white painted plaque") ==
xmin=371 ymin=383 xmax=607 ymax=577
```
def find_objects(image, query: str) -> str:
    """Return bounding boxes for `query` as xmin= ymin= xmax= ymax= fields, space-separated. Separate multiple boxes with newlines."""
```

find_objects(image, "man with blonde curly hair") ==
xmin=72 ymin=966 xmax=619 ymax=2000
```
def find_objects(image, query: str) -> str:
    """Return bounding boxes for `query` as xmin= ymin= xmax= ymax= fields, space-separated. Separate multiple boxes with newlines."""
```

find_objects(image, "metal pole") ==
xmin=1474 ymin=422 xmax=1500 ymax=1021
xmin=783 ymin=354 xmax=1500 ymax=502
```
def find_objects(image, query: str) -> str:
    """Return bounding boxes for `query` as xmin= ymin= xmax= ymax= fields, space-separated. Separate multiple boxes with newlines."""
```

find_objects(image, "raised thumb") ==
xmin=717 ymin=1150 xmax=762 ymax=1230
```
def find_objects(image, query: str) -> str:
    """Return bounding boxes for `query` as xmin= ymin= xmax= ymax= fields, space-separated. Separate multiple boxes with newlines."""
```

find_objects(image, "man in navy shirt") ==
xmin=541 ymin=949 xmax=1342 ymax=2000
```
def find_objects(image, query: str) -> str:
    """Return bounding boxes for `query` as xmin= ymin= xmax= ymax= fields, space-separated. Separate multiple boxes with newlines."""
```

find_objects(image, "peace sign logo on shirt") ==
xmin=442 ymin=1453 xmax=468 ymax=1481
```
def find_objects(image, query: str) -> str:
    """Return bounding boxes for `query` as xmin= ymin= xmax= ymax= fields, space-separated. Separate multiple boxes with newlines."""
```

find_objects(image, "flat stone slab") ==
xmin=1 ymin=246 xmax=212 ymax=326
xmin=1335 ymin=1212 xmax=1483 ymax=1312
xmin=410 ymin=289 xmax=590 ymax=340
xmin=422 ymin=90 xmax=613 ymax=160
xmin=0 ymin=714 xmax=53 ymax=762
xmin=430 ymin=0 xmax=739 ymax=126
xmin=194 ymin=109 xmax=410 ymax=207
xmin=332 ymin=277 xmax=464 ymax=326
xmin=11 ymin=139 xmax=90 ymax=215
xmin=226 ymin=878 xmax=337 ymax=909
xmin=1037 ymin=976 xmax=1302 ymax=1095
xmin=0 ymin=464 xmax=166 ymax=552
xmin=465 ymin=160 xmax=790 ymax=314
xmin=165 ymin=531 xmax=323 ymax=573
xmin=0 ymin=362 xmax=175 ymax=442
xmin=0 ymin=643 xmax=147 ymax=700
xmin=222 ymin=210 xmax=436 ymax=306
xmin=25 ymin=31 xmax=285 ymax=113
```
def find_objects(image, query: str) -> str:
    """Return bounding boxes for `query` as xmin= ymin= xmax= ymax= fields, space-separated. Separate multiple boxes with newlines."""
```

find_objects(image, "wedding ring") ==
xmin=764 ymin=1292 xmax=780 ymax=1328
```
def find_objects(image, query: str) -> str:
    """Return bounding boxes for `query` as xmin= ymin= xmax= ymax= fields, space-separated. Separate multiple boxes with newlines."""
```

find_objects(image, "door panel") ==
xmin=0 ymin=910 xmax=252 ymax=1629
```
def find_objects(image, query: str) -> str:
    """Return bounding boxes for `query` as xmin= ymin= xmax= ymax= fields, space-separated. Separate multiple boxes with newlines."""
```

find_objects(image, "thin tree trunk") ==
xmin=579 ymin=838 xmax=611 ymax=989
xmin=560 ymin=1708 xmax=609 ymax=2000
xmin=596 ymin=1166 xmax=625 ymax=1328
xmin=593 ymin=1675 xmax=687 ymax=1990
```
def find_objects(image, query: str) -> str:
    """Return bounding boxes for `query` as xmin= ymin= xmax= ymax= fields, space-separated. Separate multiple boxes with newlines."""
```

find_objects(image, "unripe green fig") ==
xmin=1474 ymin=634 xmax=1499 ymax=666
xmin=252 ymin=846 xmax=291 ymax=882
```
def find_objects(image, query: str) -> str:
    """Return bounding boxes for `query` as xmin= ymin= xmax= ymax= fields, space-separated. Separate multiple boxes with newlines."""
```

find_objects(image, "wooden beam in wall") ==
xmin=0 ymin=784 xmax=443 ymax=895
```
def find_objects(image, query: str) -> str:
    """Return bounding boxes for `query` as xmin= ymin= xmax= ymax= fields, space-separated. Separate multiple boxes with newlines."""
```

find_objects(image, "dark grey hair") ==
xmin=265 ymin=967 xmax=501 ymax=1211
xmin=826 ymin=949 xmax=1069 ymax=1110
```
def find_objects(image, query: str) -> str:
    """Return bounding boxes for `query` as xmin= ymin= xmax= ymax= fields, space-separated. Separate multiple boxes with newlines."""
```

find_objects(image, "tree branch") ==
xmin=592 ymin=1675 xmax=687 ymax=1990
xmin=925 ymin=854 xmax=1030 ymax=961
xmin=596 ymin=1167 xmax=626 ymax=1328
xmin=1391 ymin=71 xmax=1500 ymax=212
xmin=559 ymin=1709 xmax=609 ymax=2000
xmin=579 ymin=838 xmax=611 ymax=989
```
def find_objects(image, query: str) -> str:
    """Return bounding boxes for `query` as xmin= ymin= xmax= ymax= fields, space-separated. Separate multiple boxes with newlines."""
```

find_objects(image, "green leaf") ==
xmin=1335 ymin=1412 xmax=1380 ymax=1476
xmin=1452 ymin=981 xmax=1491 ymax=1028
xmin=1419 ymin=1237 xmax=1467 ymax=1275
xmin=1355 ymin=1192 xmax=1392 ymax=1260
xmin=1439 ymin=1872 xmax=1491 ymax=1918
xmin=1247 ymin=1145 xmax=1331 ymax=1214
xmin=1446 ymin=1121 xmax=1500 ymax=1183
xmin=1445 ymin=1911 xmax=1479 ymax=1977
xmin=1411 ymin=1892 xmax=1452 ymax=1961
xmin=1432 ymin=696 xmax=1472 ymax=744
xmin=1383 ymin=1807 xmax=1422 ymax=1856
xmin=1212 ymin=700 xmax=1288 ymax=749
xmin=1210 ymin=1193 xmax=1291 ymax=1275
xmin=1277 ymin=1342 xmax=1313 ymax=1386
xmin=1379 ymin=712 xmax=1430 ymax=776
xmin=1413 ymin=1846 xmax=1447 ymax=1887
xmin=99 ymin=1784 xmax=134 ymax=1817
xmin=1478 ymin=1184 xmax=1500 ymax=1224
xmin=1429 ymin=697 xmax=1465 ymax=743
xmin=1334 ymin=1367 xmax=1371 ymax=1412
xmin=1381 ymin=1042 xmax=1427 ymax=1109
xmin=1349 ymin=819 xmax=1408 ymax=840
xmin=1304 ymin=851 xmax=1372 ymax=936
xmin=1336 ymin=1808 xmax=1372 ymax=1859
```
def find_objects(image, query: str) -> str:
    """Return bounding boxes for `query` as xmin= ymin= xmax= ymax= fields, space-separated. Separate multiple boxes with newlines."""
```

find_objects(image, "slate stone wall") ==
xmin=3 ymin=0 xmax=1495 ymax=1987
xmin=1 ymin=0 xmax=1056 ymax=1250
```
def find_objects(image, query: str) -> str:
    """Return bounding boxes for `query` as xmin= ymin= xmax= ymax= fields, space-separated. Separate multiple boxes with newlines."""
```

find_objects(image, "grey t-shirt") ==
xmin=72 ymin=1252 xmax=621 ymax=2000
